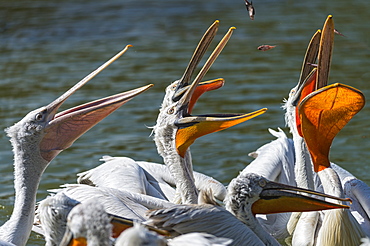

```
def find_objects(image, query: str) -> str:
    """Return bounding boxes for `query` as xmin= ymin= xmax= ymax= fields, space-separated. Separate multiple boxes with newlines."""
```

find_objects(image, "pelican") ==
xmin=242 ymin=15 xmax=363 ymax=244
xmin=58 ymin=199 xmax=169 ymax=246
xmin=289 ymin=15 xmax=369 ymax=245
xmin=34 ymin=192 xmax=80 ymax=245
xmin=0 ymin=45 xmax=153 ymax=246
xmin=151 ymin=20 xmax=266 ymax=204
xmin=296 ymin=16 xmax=367 ymax=244
xmin=147 ymin=173 xmax=350 ymax=246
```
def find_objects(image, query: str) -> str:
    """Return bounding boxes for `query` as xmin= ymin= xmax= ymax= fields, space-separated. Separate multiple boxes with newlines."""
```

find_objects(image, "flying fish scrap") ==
xmin=334 ymin=28 xmax=346 ymax=37
xmin=257 ymin=45 xmax=276 ymax=51
xmin=244 ymin=0 xmax=255 ymax=20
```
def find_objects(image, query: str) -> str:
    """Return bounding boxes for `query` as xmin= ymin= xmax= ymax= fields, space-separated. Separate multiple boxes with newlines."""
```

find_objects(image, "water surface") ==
xmin=1 ymin=0 xmax=370 ymax=244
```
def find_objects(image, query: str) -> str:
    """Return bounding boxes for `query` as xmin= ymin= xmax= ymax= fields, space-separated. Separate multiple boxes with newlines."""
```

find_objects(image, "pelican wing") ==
xmin=137 ymin=161 xmax=227 ymax=201
xmin=146 ymin=204 xmax=265 ymax=246
xmin=242 ymin=128 xmax=296 ymax=186
xmin=78 ymin=156 xmax=149 ymax=195
xmin=53 ymin=184 xmax=173 ymax=221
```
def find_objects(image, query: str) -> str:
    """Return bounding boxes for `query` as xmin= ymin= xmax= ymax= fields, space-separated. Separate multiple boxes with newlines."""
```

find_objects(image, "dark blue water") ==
xmin=1 ymin=0 xmax=370 ymax=244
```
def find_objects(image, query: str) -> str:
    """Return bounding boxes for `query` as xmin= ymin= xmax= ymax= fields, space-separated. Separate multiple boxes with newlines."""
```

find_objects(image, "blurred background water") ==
xmin=0 ymin=0 xmax=370 ymax=244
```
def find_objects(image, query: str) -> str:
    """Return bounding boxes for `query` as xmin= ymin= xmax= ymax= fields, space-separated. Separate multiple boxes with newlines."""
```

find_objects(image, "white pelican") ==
xmin=298 ymin=48 xmax=367 ymax=246
xmin=147 ymin=173 xmax=350 ymax=246
xmin=0 ymin=45 xmax=153 ymax=246
xmin=244 ymin=15 xmax=363 ymax=244
xmin=151 ymin=20 xmax=266 ymax=204
xmin=286 ymin=15 xmax=370 ymax=245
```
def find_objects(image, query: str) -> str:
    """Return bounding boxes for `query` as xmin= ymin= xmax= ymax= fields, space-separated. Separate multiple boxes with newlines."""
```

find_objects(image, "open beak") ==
xmin=175 ymin=109 xmax=266 ymax=158
xmin=252 ymin=179 xmax=351 ymax=215
xmin=291 ymin=29 xmax=321 ymax=107
xmin=172 ymin=20 xmax=220 ymax=102
xmin=296 ymin=15 xmax=365 ymax=172
xmin=170 ymin=22 xmax=266 ymax=157
xmin=38 ymin=45 xmax=153 ymax=162
xmin=40 ymin=84 xmax=153 ymax=162
xmin=175 ymin=78 xmax=225 ymax=114
xmin=298 ymin=84 xmax=365 ymax=172
xmin=172 ymin=21 xmax=225 ymax=113
xmin=292 ymin=15 xmax=335 ymax=137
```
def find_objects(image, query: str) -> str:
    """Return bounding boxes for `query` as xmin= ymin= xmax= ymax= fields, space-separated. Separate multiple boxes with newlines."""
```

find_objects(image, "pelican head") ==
xmin=225 ymin=173 xmax=350 ymax=220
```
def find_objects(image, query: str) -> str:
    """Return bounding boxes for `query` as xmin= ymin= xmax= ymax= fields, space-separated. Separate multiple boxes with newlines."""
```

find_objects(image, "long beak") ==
xmin=298 ymin=83 xmax=365 ymax=172
xmin=175 ymin=109 xmax=267 ymax=158
xmin=177 ymin=26 xmax=235 ymax=112
xmin=40 ymin=84 xmax=153 ymax=162
xmin=37 ymin=45 xmax=153 ymax=162
xmin=295 ymin=29 xmax=321 ymax=97
xmin=252 ymin=178 xmax=351 ymax=215
xmin=292 ymin=15 xmax=334 ymax=106
xmin=45 ymin=45 xmax=132 ymax=121
xmin=172 ymin=25 xmax=266 ymax=157
xmin=291 ymin=29 xmax=321 ymax=107
xmin=292 ymin=15 xmax=335 ymax=137
xmin=316 ymin=15 xmax=334 ymax=90
xmin=292 ymin=15 xmax=334 ymax=105
xmin=172 ymin=20 xmax=219 ymax=102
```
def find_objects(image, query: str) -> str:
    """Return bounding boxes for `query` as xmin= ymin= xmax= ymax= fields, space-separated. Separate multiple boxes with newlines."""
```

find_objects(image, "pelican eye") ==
xmin=167 ymin=106 xmax=175 ymax=114
xmin=259 ymin=179 xmax=266 ymax=187
xmin=35 ymin=109 xmax=47 ymax=121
